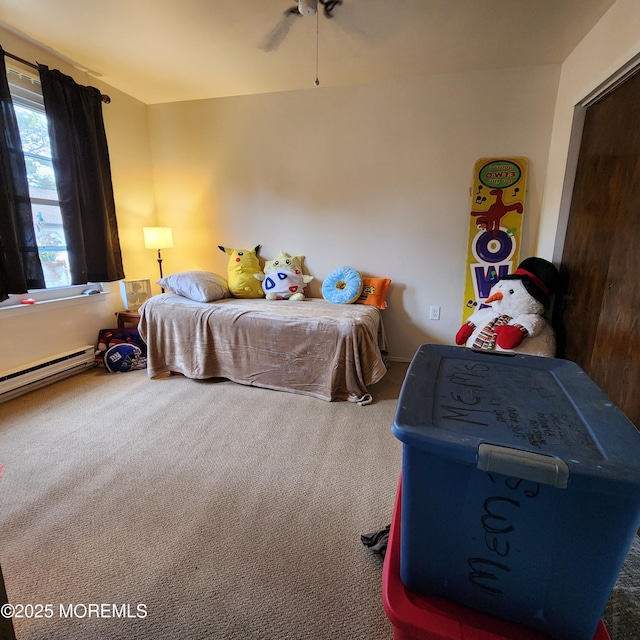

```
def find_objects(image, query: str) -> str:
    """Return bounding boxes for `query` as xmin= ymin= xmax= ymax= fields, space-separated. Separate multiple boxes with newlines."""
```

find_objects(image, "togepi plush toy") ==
xmin=254 ymin=251 xmax=314 ymax=301
xmin=218 ymin=245 xmax=264 ymax=298
xmin=455 ymin=257 xmax=560 ymax=358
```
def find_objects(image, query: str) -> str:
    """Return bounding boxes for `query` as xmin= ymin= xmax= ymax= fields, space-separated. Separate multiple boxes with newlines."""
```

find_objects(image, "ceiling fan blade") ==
xmin=319 ymin=0 xmax=342 ymax=18
xmin=259 ymin=8 xmax=300 ymax=53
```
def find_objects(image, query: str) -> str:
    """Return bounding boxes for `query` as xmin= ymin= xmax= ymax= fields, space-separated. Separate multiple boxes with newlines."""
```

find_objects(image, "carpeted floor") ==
xmin=0 ymin=362 xmax=637 ymax=640
xmin=0 ymin=365 xmax=406 ymax=640
xmin=603 ymin=535 xmax=640 ymax=640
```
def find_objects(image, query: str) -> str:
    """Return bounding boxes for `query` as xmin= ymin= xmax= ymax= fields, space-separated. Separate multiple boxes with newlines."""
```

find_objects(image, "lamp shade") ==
xmin=143 ymin=227 xmax=174 ymax=250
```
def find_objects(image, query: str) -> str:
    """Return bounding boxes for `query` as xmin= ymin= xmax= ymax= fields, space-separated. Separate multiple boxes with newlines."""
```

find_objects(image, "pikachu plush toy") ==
xmin=218 ymin=245 xmax=264 ymax=298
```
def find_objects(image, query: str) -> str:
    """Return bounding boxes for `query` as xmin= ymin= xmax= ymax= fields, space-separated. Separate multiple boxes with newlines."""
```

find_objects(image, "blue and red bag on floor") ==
xmin=95 ymin=328 xmax=147 ymax=372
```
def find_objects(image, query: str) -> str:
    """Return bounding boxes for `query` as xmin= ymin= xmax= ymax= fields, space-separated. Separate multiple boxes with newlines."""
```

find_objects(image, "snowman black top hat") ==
xmin=500 ymin=257 xmax=560 ymax=309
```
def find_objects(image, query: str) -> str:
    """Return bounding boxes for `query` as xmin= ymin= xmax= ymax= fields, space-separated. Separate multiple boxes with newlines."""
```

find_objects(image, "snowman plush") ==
xmin=456 ymin=257 xmax=560 ymax=358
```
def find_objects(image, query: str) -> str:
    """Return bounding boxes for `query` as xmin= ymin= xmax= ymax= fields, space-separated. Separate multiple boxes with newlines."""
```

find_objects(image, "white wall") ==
xmin=0 ymin=296 xmax=111 ymax=372
xmin=148 ymin=66 xmax=560 ymax=360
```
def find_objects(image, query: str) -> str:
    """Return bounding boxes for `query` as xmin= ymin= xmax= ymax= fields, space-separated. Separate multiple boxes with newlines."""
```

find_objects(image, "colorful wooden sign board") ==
xmin=461 ymin=157 xmax=528 ymax=324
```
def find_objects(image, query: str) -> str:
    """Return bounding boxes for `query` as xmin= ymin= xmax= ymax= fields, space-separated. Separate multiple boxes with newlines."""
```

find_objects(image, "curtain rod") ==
xmin=3 ymin=50 xmax=111 ymax=104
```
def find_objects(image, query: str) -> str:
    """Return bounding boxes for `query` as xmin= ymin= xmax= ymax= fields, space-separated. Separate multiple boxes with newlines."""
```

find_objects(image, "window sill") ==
xmin=0 ymin=290 xmax=110 ymax=318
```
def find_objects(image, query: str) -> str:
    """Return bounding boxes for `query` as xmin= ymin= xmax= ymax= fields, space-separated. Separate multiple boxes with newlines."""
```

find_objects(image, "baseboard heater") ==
xmin=0 ymin=346 xmax=95 ymax=403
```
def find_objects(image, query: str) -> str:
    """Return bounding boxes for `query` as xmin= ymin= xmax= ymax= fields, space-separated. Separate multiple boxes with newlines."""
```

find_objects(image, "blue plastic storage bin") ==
xmin=392 ymin=345 xmax=640 ymax=640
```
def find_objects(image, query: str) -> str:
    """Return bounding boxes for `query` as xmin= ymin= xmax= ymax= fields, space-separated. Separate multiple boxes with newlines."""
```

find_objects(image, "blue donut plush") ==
xmin=322 ymin=266 xmax=363 ymax=304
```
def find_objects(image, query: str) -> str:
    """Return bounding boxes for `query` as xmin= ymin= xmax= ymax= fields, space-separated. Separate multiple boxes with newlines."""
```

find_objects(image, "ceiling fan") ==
xmin=259 ymin=0 xmax=343 ymax=53
xmin=291 ymin=0 xmax=342 ymax=18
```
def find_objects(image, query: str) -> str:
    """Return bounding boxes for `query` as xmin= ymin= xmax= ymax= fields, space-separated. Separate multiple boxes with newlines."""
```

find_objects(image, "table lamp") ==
xmin=144 ymin=226 xmax=173 ymax=292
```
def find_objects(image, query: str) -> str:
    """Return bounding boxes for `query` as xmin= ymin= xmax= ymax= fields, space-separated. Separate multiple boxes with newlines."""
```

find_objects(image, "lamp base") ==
xmin=157 ymin=249 xmax=165 ymax=292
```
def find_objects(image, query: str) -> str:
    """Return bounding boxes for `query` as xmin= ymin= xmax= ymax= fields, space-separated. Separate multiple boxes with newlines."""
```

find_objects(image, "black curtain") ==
xmin=0 ymin=47 xmax=45 ymax=302
xmin=38 ymin=65 xmax=124 ymax=284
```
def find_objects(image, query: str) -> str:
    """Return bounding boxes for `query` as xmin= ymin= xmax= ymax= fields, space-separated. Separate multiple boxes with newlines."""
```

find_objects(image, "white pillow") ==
xmin=158 ymin=271 xmax=229 ymax=302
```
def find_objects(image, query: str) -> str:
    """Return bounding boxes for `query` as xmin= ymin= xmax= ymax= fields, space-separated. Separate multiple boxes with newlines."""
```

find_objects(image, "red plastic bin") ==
xmin=382 ymin=476 xmax=611 ymax=640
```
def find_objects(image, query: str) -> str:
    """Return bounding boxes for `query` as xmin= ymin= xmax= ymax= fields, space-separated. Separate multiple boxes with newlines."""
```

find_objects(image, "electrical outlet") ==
xmin=429 ymin=305 xmax=440 ymax=321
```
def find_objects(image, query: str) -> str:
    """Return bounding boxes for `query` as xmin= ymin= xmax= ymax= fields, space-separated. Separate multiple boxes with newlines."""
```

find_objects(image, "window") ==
xmin=7 ymin=66 xmax=70 ymax=288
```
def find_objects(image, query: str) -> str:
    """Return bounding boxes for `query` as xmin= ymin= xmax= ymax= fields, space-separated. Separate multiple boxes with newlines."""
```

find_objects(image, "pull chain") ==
xmin=314 ymin=9 xmax=320 ymax=86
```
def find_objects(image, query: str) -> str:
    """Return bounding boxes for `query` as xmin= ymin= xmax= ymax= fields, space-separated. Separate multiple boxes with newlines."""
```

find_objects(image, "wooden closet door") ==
xmin=557 ymin=68 xmax=640 ymax=428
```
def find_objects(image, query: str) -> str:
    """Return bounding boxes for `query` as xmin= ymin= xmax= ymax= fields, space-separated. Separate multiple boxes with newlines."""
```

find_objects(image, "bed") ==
xmin=138 ymin=294 xmax=389 ymax=404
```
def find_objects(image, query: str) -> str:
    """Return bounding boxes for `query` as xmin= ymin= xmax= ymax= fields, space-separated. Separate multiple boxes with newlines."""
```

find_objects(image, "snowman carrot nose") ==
xmin=485 ymin=291 xmax=503 ymax=304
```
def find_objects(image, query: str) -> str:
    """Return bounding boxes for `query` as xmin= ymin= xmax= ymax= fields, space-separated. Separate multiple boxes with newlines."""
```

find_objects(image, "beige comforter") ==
xmin=138 ymin=294 xmax=389 ymax=404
